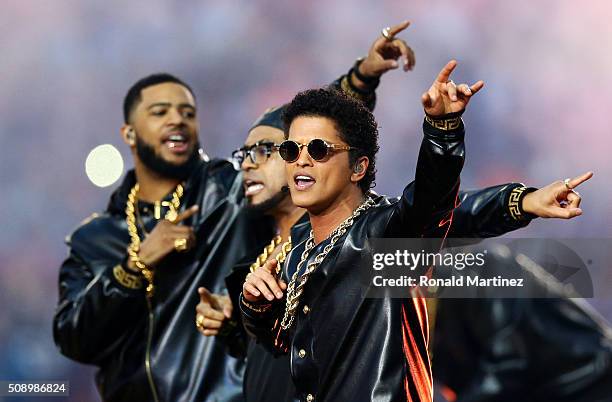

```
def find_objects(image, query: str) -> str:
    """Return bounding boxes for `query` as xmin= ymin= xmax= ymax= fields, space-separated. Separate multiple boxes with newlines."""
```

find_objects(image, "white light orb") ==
xmin=85 ymin=144 xmax=124 ymax=187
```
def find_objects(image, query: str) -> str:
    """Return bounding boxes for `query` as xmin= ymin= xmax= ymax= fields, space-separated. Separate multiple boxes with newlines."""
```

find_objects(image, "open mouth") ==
xmin=163 ymin=132 xmax=189 ymax=153
xmin=294 ymin=174 xmax=315 ymax=191
xmin=244 ymin=179 xmax=265 ymax=196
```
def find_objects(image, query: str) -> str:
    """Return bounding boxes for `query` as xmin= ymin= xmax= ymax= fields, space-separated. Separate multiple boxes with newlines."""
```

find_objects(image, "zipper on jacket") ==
xmin=145 ymin=296 xmax=161 ymax=402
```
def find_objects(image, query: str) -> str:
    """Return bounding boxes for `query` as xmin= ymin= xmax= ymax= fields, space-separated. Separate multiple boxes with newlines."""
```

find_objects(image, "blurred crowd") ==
xmin=1 ymin=0 xmax=611 ymax=400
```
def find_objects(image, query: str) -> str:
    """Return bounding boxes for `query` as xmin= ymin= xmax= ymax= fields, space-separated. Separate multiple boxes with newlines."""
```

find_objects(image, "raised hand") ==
xmin=422 ymin=60 xmax=484 ymax=116
xmin=358 ymin=20 xmax=416 ymax=79
xmin=127 ymin=205 xmax=198 ymax=270
xmin=522 ymin=171 xmax=593 ymax=219
xmin=242 ymin=259 xmax=287 ymax=303
xmin=195 ymin=287 xmax=232 ymax=336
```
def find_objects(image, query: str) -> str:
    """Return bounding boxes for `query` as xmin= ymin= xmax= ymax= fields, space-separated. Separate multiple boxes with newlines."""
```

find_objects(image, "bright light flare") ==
xmin=85 ymin=144 xmax=124 ymax=187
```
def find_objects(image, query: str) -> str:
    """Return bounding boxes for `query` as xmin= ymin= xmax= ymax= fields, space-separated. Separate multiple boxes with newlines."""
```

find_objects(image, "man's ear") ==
xmin=350 ymin=156 xmax=369 ymax=183
xmin=121 ymin=125 xmax=136 ymax=146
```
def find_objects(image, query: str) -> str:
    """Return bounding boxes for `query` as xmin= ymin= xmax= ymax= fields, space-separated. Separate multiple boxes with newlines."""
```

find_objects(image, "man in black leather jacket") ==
xmin=241 ymin=61 xmax=479 ymax=402
xmin=53 ymin=74 xmax=275 ymax=402
xmin=53 ymin=24 xmax=417 ymax=400
xmin=199 ymin=71 xmax=596 ymax=402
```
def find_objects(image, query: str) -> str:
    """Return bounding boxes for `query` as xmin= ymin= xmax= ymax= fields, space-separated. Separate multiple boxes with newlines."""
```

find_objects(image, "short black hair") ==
xmin=283 ymin=88 xmax=379 ymax=192
xmin=123 ymin=73 xmax=195 ymax=123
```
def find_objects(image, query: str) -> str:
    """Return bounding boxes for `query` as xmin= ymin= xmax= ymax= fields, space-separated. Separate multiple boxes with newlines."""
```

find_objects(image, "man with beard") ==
xmin=53 ymin=20 xmax=417 ymax=400
xmin=53 ymin=74 xmax=273 ymax=402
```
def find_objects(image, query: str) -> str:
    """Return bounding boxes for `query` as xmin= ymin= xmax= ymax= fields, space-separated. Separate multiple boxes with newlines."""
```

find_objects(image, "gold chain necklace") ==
xmin=250 ymin=235 xmax=293 ymax=274
xmin=125 ymin=183 xmax=184 ymax=298
xmin=280 ymin=196 xmax=375 ymax=330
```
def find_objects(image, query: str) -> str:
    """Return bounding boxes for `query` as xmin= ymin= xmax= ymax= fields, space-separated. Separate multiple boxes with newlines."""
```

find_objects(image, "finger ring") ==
xmin=174 ymin=238 xmax=188 ymax=252
xmin=563 ymin=178 xmax=573 ymax=190
xmin=381 ymin=27 xmax=394 ymax=41
xmin=196 ymin=314 xmax=205 ymax=329
xmin=447 ymin=80 xmax=456 ymax=86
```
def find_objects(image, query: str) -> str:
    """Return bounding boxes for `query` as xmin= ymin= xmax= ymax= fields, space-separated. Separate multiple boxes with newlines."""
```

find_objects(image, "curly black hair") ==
xmin=282 ymin=88 xmax=379 ymax=192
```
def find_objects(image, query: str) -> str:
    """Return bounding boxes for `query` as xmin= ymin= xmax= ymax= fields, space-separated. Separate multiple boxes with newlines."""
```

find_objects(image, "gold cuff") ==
xmin=240 ymin=296 xmax=272 ymax=313
xmin=424 ymin=115 xmax=462 ymax=131
xmin=340 ymin=75 xmax=369 ymax=101
xmin=113 ymin=264 xmax=143 ymax=290
xmin=508 ymin=186 xmax=528 ymax=221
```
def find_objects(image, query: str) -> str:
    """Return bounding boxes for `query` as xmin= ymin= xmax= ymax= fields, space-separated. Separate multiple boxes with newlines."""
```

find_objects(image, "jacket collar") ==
xmin=106 ymin=160 xmax=207 ymax=216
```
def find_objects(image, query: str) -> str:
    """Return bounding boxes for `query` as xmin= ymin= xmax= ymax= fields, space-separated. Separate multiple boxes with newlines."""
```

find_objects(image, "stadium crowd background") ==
xmin=1 ymin=1 xmax=611 ymax=399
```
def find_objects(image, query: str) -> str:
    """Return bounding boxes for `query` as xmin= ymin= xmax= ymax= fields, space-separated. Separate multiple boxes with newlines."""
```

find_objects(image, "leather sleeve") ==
xmin=222 ymin=265 xmax=251 ymax=358
xmin=386 ymin=116 xmax=465 ymax=238
xmin=240 ymin=295 xmax=288 ymax=357
xmin=53 ymin=247 xmax=146 ymax=364
xmin=329 ymin=74 xmax=377 ymax=111
xmin=450 ymin=183 xmax=534 ymax=238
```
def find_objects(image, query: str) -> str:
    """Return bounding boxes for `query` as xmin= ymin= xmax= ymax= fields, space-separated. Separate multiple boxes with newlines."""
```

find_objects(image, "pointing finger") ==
xmin=198 ymin=287 xmax=221 ymax=311
xmin=387 ymin=20 xmax=411 ymax=38
xmin=173 ymin=205 xmax=199 ymax=225
xmin=198 ymin=287 xmax=213 ymax=305
xmin=435 ymin=60 xmax=457 ymax=84
xmin=568 ymin=171 xmax=594 ymax=189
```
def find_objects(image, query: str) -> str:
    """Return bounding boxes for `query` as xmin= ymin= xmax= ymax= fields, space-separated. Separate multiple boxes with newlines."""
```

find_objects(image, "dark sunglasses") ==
xmin=279 ymin=139 xmax=356 ymax=163
xmin=232 ymin=141 xmax=280 ymax=165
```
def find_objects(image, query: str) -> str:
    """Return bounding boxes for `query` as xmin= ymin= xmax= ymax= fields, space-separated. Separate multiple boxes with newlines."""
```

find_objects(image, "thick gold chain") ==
xmin=280 ymin=197 xmax=375 ymax=330
xmin=250 ymin=235 xmax=293 ymax=274
xmin=125 ymin=183 xmax=184 ymax=298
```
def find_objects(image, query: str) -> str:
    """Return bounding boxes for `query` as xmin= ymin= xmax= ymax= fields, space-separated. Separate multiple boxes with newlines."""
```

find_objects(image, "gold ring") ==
xmin=381 ymin=27 xmax=394 ymax=41
xmin=174 ymin=238 xmax=188 ymax=252
xmin=563 ymin=178 xmax=572 ymax=190
xmin=196 ymin=314 xmax=205 ymax=329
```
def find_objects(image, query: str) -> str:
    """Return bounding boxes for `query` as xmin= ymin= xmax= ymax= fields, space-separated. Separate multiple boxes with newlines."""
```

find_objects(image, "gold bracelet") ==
xmin=424 ymin=115 xmax=462 ymax=131
xmin=112 ymin=264 xmax=143 ymax=290
xmin=240 ymin=296 xmax=272 ymax=313
xmin=508 ymin=186 xmax=529 ymax=221
xmin=340 ymin=75 xmax=369 ymax=101
xmin=128 ymin=251 xmax=155 ymax=297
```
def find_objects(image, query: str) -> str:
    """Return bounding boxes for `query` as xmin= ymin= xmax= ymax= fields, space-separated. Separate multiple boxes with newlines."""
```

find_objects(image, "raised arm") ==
xmin=387 ymin=60 xmax=483 ymax=237
xmin=331 ymin=20 xmax=415 ymax=111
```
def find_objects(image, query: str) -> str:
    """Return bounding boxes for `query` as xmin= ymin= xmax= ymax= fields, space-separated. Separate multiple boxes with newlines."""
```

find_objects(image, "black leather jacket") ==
xmin=241 ymin=118 xmax=465 ymax=402
xmin=53 ymin=159 xmax=271 ymax=402
xmin=226 ymin=183 xmax=534 ymax=402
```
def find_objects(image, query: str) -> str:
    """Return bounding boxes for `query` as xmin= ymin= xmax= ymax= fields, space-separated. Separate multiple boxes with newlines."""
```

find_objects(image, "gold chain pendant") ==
xmin=250 ymin=235 xmax=293 ymax=274
xmin=125 ymin=183 xmax=184 ymax=298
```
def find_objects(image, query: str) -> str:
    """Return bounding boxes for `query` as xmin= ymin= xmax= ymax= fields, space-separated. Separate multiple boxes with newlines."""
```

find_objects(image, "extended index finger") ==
xmin=173 ymin=205 xmax=199 ymax=224
xmin=198 ymin=287 xmax=216 ymax=307
xmin=435 ymin=60 xmax=457 ymax=84
xmin=568 ymin=171 xmax=594 ymax=189
xmin=387 ymin=20 xmax=411 ymax=37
